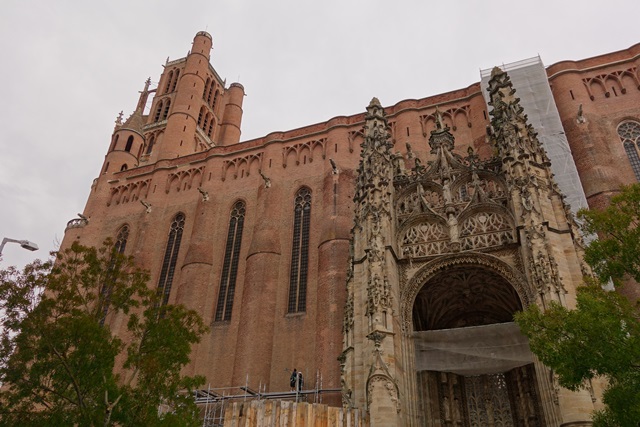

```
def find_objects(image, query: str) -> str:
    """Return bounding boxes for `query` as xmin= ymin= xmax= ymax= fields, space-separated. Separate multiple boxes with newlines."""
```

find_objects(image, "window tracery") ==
xmin=157 ymin=213 xmax=185 ymax=306
xmin=460 ymin=211 xmax=514 ymax=251
xmin=288 ymin=187 xmax=311 ymax=313
xmin=99 ymin=225 xmax=129 ymax=325
xmin=618 ymin=121 xmax=640 ymax=181
xmin=215 ymin=201 xmax=245 ymax=322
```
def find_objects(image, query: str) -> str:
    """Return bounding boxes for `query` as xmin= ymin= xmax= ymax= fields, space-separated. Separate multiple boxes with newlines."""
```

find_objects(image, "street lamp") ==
xmin=0 ymin=237 xmax=39 ymax=256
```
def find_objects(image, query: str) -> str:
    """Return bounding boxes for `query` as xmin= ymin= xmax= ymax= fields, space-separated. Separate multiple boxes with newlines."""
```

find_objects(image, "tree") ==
xmin=0 ymin=242 xmax=208 ymax=426
xmin=580 ymin=184 xmax=640 ymax=285
xmin=515 ymin=184 xmax=640 ymax=426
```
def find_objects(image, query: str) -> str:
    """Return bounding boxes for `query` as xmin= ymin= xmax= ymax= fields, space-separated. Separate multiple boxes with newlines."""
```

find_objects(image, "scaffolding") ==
xmin=480 ymin=57 xmax=590 ymax=217
xmin=194 ymin=371 xmax=341 ymax=427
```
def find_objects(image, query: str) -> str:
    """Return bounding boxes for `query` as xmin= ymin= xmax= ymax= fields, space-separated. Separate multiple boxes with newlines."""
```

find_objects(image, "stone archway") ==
xmin=404 ymin=255 xmax=545 ymax=426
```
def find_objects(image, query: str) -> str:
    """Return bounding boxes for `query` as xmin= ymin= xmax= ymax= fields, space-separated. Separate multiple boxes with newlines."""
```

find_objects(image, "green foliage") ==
xmin=515 ymin=285 xmax=640 ymax=425
xmin=516 ymin=184 xmax=640 ymax=427
xmin=0 ymin=242 xmax=208 ymax=426
xmin=579 ymin=184 xmax=640 ymax=285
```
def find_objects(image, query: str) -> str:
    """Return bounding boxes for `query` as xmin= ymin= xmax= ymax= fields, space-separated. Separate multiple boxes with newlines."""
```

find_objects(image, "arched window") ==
xmin=212 ymin=89 xmax=220 ymax=109
xmin=125 ymin=136 xmax=134 ymax=152
xmin=207 ymin=83 xmax=215 ymax=104
xmin=110 ymin=134 xmax=119 ymax=151
xmin=203 ymin=78 xmax=211 ymax=99
xmin=162 ymin=100 xmax=171 ymax=120
xmin=207 ymin=118 xmax=214 ymax=137
xmin=197 ymin=106 xmax=205 ymax=127
xmin=157 ymin=213 xmax=185 ymax=306
xmin=145 ymin=135 xmax=155 ymax=155
xmin=215 ymin=201 xmax=246 ymax=321
xmin=171 ymin=69 xmax=180 ymax=92
xmin=120 ymin=164 xmax=128 ymax=171
xmin=154 ymin=101 xmax=163 ymax=122
xmin=100 ymin=225 xmax=130 ymax=325
xmin=114 ymin=225 xmax=129 ymax=254
xmin=164 ymin=70 xmax=174 ymax=94
xmin=288 ymin=187 xmax=311 ymax=313
xmin=618 ymin=121 xmax=640 ymax=181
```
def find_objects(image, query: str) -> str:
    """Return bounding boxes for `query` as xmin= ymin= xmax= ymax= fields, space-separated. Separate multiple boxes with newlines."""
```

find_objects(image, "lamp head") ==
xmin=19 ymin=240 xmax=38 ymax=251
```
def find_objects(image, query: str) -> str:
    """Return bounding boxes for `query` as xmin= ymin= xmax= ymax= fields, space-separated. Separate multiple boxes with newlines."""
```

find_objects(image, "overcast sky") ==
xmin=0 ymin=0 xmax=638 ymax=268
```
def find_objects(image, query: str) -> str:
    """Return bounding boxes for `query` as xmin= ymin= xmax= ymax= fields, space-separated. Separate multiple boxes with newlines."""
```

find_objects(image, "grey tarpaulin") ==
xmin=413 ymin=322 xmax=533 ymax=376
xmin=480 ymin=57 xmax=590 ymax=220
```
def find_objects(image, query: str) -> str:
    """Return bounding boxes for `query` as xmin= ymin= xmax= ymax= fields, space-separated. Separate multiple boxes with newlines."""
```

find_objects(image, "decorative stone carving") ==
xmin=281 ymin=138 xmax=327 ymax=167
xmin=366 ymin=273 xmax=392 ymax=318
xmin=343 ymin=292 xmax=354 ymax=334
xmin=393 ymin=97 xmax=514 ymax=264
xmin=107 ymin=179 xmax=152 ymax=206
xmin=400 ymin=252 xmax=533 ymax=333
xmin=197 ymin=187 xmax=209 ymax=201
xmin=259 ymin=170 xmax=271 ymax=188
xmin=166 ymin=166 xmax=205 ymax=193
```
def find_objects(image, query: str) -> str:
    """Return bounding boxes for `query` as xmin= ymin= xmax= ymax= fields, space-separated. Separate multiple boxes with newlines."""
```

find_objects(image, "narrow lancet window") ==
xmin=157 ymin=213 xmax=185 ymax=306
xmin=215 ymin=201 xmax=246 ymax=321
xmin=288 ymin=187 xmax=311 ymax=313
xmin=100 ymin=225 xmax=129 ymax=325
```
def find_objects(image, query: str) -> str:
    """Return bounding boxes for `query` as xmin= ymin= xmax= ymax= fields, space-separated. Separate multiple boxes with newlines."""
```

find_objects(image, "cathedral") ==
xmin=61 ymin=31 xmax=640 ymax=425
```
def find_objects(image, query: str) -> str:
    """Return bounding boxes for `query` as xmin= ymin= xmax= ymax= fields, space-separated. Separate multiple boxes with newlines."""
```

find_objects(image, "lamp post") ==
xmin=0 ymin=237 xmax=39 ymax=256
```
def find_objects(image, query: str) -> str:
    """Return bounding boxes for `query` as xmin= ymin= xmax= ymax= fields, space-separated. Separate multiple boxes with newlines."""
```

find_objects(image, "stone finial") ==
xmin=490 ymin=66 xmax=504 ymax=78
xmin=428 ymin=108 xmax=455 ymax=154
xmin=115 ymin=111 xmax=124 ymax=127
xmin=405 ymin=142 xmax=414 ymax=159
xmin=434 ymin=107 xmax=445 ymax=130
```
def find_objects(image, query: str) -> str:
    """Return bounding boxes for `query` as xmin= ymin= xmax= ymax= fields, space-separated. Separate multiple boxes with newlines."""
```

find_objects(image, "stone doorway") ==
xmin=411 ymin=265 xmax=544 ymax=426
xmin=417 ymin=365 xmax=544 ymax=426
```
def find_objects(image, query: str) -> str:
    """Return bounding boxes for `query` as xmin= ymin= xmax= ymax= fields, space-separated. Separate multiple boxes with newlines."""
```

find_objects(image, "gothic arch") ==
xmin=400 ymin=252 xmax=533 ymax=333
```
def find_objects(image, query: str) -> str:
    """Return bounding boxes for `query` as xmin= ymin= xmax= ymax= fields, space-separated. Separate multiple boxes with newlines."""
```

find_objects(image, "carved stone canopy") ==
xmin=412 ymin=266 xmax=522 ymax=331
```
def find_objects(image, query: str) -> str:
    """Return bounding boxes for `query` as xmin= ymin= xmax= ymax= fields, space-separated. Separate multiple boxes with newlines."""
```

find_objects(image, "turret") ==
xmin=218 ymin=82 xmax=245 ymax=146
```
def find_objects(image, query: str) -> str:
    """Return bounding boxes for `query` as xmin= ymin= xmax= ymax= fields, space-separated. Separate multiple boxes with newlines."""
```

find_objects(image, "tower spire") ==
xmin=135 ymin=77 xmax=152 ymax=113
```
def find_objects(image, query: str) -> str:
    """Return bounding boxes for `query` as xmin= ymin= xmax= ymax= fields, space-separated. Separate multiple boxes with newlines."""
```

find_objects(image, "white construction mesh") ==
xmin=413 ymin=322 xmax=533 ymax=376
xmin=480 ymin=57 xmax=590 ymax=216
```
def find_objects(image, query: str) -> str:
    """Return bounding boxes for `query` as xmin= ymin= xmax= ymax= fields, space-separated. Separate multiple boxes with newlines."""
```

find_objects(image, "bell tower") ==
xmin=118 ymin=31 xmax=247 ymax=165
